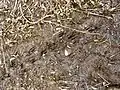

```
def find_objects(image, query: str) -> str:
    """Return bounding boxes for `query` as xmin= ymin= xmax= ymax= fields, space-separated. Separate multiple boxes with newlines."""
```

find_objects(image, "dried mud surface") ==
xmin=0 ymin=0 xmax=120 ymax=90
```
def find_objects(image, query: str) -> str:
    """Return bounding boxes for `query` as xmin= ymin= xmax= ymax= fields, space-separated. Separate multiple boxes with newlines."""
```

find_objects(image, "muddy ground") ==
xmin=0 ymin=0 xmax=120 ymax=90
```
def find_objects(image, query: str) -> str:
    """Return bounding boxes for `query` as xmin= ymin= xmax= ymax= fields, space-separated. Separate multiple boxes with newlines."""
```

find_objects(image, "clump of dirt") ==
xmin=0 ymin=0 xmax=120 ymax=90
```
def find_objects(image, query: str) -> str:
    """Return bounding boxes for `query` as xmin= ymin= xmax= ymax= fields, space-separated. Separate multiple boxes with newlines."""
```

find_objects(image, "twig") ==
xmin=73 ymin=9 xmax=113 ymax=19
xmin=97 ymin=73 xmax=110 ymax=86
xmin=10 ymin=0 xmax=18 ymax=16
xmin=88 ymin=12 xmax=113 ymax=19
xmin=43 ymin=20 xmax=100 ymax=35
xmin=19 ymin=3 xmax=54 ymax=24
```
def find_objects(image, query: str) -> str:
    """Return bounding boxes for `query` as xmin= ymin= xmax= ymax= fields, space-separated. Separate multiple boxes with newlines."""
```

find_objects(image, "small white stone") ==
xmin=65 ymin=49 xmax=69 ymax=56
xmin=42 ymin=54 xmax=46 ymax=59
xmin=64 ymin=47 xmax=71 ymax=56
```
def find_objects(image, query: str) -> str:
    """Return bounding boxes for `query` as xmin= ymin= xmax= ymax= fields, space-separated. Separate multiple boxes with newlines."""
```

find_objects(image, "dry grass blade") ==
xmin=0 ymin=37 xmax=8 ymax=73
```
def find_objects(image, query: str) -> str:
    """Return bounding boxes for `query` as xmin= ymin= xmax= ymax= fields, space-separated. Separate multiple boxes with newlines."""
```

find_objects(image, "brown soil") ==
xmin=0 ymin=0 xmax=120 ymax=90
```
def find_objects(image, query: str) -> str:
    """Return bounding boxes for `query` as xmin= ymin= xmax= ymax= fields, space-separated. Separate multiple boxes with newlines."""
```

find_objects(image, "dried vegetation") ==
xmin=0 ymin=0 xmax=120 ymax=90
